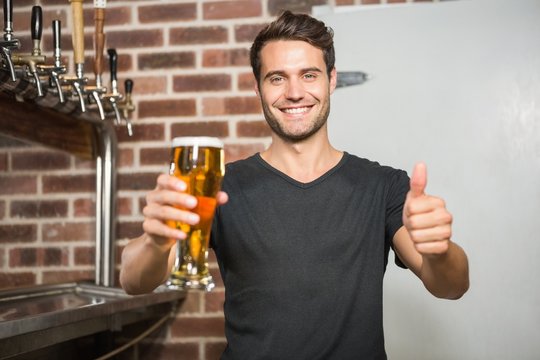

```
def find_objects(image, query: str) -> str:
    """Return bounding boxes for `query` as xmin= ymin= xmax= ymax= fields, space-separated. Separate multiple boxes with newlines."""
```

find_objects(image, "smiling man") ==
xmin=120 ymin=11 xmax=469 ymax=359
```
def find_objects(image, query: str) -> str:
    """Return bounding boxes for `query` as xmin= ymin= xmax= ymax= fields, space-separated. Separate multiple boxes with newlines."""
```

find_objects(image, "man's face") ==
xmin=255 ymin=40 xmax=337 ymax=143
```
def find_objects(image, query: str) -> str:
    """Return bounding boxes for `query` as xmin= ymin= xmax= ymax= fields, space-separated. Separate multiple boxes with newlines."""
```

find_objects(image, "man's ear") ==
xmin=254 ymin=78 xmax=261 ymax=97
xmin=329 ymin=67 xmax=337 ymax=94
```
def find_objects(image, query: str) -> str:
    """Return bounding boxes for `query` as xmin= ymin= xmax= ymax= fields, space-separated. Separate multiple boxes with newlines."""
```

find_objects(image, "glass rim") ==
xmin=171 ymin=136 xmax=224 ymax=149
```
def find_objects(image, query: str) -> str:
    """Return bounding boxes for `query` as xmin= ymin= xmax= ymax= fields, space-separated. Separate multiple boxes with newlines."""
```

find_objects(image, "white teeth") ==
xmin=282 ymin=107 xmax=309 ymax=114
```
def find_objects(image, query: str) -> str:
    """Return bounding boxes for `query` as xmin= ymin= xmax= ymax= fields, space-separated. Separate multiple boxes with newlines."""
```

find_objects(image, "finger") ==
xmin=142 ymin=218 xmax=186 ymax=241
xmin=408 ymin=224 xmax=452 ymax=243
xmin=146 ymin=189 xmax=197 ymax=209
xmin=414 ymin=240 xmax=449 ymax=256
xmin=156 ymin=173 xmax=187 ymax=192
xmin=405 ymin=196 xmax=446 ymax=216
xmin=409 ymin=162 xmax=427 ymax=198
xmin=405 ymin=208 xmax=453 ymax=230
xmin=143 ymin=203 xmax=200 ymax=225
xmin=216 ymin=191 xmax=229 ymax=206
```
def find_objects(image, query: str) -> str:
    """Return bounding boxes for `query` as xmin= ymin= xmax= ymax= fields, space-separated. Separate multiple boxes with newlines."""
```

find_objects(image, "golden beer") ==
xmin=166 ymin=137 xmax=224 ymax=291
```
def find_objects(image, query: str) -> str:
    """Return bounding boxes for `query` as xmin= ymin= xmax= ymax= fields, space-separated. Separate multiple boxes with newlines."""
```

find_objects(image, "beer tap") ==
xmin=0 ymin=0 xmax=19 ymax=81
xmin=116 ymin=78 xmax=135 ymax=136
xmin=83 ymin=0 xmax=108 ymax=120
xmin=102 ymin=48 xmax=122 ymax=125
xmin=11 ymin=6 xmax=47 ymax=96
xmin=61 ymin=0 xmax=88 ymax=112
xmin=36 ymin=20 xmax=67 ymax=102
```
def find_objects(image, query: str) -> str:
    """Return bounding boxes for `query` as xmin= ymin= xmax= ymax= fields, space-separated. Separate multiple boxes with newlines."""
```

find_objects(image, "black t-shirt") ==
xmin=211 ymin=152 xmax=409 ymax=360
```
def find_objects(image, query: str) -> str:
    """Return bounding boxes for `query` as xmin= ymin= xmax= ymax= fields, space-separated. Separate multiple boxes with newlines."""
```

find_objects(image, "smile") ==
xmin=280 ymin=106 xmax=312 ymax=115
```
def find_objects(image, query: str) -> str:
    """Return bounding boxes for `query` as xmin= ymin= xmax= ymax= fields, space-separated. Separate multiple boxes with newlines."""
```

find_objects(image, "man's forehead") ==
xmin=260 ymin=40 xmax=325 ymax=72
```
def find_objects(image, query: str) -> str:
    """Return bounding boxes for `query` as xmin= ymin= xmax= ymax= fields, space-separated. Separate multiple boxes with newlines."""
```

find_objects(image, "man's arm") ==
xmin=393 ymin=163 xmax=469 ymax=299
xmin=119 ymin=174 xmax=228 ymax=295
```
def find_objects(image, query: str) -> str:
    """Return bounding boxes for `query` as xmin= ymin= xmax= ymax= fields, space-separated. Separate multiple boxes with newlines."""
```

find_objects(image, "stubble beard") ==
xmin=261 ymin=96 xmax=331 ymax=143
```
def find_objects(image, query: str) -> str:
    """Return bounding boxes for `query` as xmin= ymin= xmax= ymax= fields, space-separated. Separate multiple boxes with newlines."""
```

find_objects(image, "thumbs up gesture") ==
xmin=402 ymin=163 xmax=453 ymax=256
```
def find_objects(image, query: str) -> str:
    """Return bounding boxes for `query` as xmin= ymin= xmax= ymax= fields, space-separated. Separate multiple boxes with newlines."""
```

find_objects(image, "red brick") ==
xmin=140 ymin=147 xmax=169 ymax=166
xmin=388 ymin=0 xmax=406 ymax=2
xmin=202 ymin=96 xmax=261 ymax=116
xmin=138 ymin=99 xmax=197 ymax=118
xmin=179 ymin=291 xmax=202 ymax=314
xmin=173 ymin=74 xmax=231 ymax=93
xmin=361 ymin=0 xmax=381 ymax=3
xmin=0 ymin=153 xmax=7 ymax=171
xmin=268 ymin=0 xmax=326 ymax=15
xmin=118 ymin=148 xmax=134 ymax=168
xmin=234 ymin=23 xmax=267 ymax=43
xmin=205 ymin=290 xmax=225 ymax=313
xmin=117 ymin=197 xmax=133 ymax=216
xmin=335 ymin=0 xmax=354 ymax=4
xmin=0 ymin=225 xmax=37 ymax=243
xmin=238 ymin=72 xmax=256 ymax=91
xmin=10 ymin=200 xmax=68 ymax=218
xmin=203 ymin=0 xmax=262 ymax=20
xmin=83 ymin=6 xmax=131 ymax=27
xmin=117 ymin=124 xmax=165 ymax=143
xmin=171 ymin=121 xmax=229 ymax=138
xmin=41 ymin=33 xmax=93 ymax=53
xmin=203 ymin=48 xmax=250 ymax=67
xmin=205 ymin=341 xmax=227 ymax=360
xmin=170 ymin=26 xmax=228 ymax=45
xmin=9 ymin=247 xmax=67 ymax=267
xmin=0 ymin=176 xmax=37 ymax=195
xmin=116 ymin=221 xmax=143 ymax=239
xmin=0 ymin=273 xmax=36 ymax=290
xmin=138 ymin=3 xmax=197 ymax=23
xmin=210 ymin=267 xmax=224 ymax=288
xmin=74 ymin=157 xmax=95 ymax=170
xmin=75 ymin=246 xmax=95 ymax=265
xmin=138 ymin=52 xmax=195 ymax=70
xmin=170 ymin=316 xmax=225 ymax=337
xmin=237 ymin=120 xmax=271 ymax=137
xmin=107 ymin=29 xmax=164 ymax=49
xmin=13 ymin=10 xmax=68 ymax=34
xmin=0 ymin=200 xmax=5 ymax=219
xmin=118 ymin=172 xmax=158 ymax=191
xmin=225 ymin=143 xmax=265 ymax=163
xmin=42 ymin=222 xmax=94 ymax=242
xmin=42 ymin=174 xmax=95 ymax=193
xmin=118 ymin=76 xmax=166 ymax=97
xmin=74 ymin=198 xmax=95 ymax=217
xmin=42 ymin=270 xmax=94 ymax=284
xmin=0 ymin=248 xmax=4 ymax=267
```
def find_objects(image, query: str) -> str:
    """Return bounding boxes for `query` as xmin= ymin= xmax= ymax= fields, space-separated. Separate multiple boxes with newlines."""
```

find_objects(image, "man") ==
xmin=120 ymin=11 xmax=469 ymax=359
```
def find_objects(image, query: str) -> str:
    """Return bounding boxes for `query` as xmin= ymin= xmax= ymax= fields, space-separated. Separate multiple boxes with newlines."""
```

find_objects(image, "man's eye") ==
xmin=304 ymin=73 xmax=317 ymax=80
xmin=270 ymin=77 xmax=284 ymax=84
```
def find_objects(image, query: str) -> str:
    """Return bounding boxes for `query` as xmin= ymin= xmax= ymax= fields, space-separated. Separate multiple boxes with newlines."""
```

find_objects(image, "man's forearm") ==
xmin=119 ymin=234 xmax=173 ymax=295
xmin=420 ymin=241 xmax=470 ymax=299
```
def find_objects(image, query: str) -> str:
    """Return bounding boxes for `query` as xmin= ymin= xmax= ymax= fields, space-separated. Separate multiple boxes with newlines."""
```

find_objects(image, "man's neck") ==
xmin=260 ymin=130 xmax=343 ymax=183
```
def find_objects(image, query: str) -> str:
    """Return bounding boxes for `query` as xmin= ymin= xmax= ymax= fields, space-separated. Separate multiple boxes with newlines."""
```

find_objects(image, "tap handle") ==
xmin=107 ymin=48 xmax=117 ymax=83
xmin=93 ymin=8 xmax=105 ymax=80
xmin=31 ymin=6 xmax=42 ymax=41
xmin=70 ymin=0 xmax=85 ymax=67
xmin=3 ymin=0 xmax=13 ymax=29
xmin=52 ymin=20 xmax=62 ymax=65
xmin=125 ymin=78 xmax=133 ymax=95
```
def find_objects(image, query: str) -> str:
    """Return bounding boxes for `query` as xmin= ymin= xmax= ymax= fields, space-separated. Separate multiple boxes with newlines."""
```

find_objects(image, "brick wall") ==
xmin=1 ymin=0 xmax=439 ymax=358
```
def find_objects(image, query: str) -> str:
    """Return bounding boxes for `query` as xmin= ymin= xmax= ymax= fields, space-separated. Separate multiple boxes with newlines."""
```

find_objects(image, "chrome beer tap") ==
xmin=116 ymin=78 xmax=135 ymax=136
xmin=36 ymin=20 xmax=67 ymax=103
xmin=60 ymin=0 xmax=88 ymax=112
xmin=102 ymin=48 xmax=122 ymax=125
xmin=0 ymin=0 xmax=20 ymax=81
xmin=11 ymin=6 xmax=47 ymax=96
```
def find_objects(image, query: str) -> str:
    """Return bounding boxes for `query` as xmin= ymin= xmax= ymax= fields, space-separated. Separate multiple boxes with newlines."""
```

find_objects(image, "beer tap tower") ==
xmin=11 ymin=5 xmax=46 ymax=97
xmin=36 ymin=20 xmax=67 ymax=103
xmin=0 ymin=0 xmax=20 ymax=81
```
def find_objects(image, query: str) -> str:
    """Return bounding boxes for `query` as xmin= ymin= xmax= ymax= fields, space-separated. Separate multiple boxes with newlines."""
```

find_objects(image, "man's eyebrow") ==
xmin=263 ymin=67 xmax=324 ymax=81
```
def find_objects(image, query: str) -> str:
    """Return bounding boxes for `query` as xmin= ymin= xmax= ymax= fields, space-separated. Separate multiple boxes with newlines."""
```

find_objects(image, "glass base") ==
xmin=165 ymin=275 xmax=215 ymax=292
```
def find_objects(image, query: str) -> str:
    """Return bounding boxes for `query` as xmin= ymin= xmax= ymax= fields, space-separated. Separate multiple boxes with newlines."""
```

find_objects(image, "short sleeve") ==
xmin=385 ymin=169 xmax=410 ymax=268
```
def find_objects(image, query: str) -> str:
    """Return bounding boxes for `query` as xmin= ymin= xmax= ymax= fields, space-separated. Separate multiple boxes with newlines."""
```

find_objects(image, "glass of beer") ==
xmin=165 ymin=137 xmax=224 ymax=291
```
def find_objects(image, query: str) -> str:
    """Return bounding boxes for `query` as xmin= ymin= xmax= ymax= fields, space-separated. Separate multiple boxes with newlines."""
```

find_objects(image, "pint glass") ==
xmin=165 ymin=137 xmax=224 ymax=291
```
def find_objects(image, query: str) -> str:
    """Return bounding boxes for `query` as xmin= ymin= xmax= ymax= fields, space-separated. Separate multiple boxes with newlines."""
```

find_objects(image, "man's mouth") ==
xmin=280 ymin=106 xmax=312 ymax=115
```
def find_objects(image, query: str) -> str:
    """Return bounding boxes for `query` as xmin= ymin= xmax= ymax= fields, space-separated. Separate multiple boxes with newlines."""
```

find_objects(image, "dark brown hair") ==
xmin=250 ymin=10 xmax=335 ymax=85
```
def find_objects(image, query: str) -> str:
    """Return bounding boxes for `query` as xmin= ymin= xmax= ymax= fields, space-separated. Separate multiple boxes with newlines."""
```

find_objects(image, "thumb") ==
xmin=410 ymin=162 xmax=427 ymax=198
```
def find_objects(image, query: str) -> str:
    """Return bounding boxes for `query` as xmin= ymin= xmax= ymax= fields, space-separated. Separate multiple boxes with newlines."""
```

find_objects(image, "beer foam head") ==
xmin=172 ymin=137 xmax=224 ymax=149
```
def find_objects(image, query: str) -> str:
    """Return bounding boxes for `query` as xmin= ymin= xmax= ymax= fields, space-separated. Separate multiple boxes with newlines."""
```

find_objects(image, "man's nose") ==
xmin=285 ymin=78 xmax=305 ymax=100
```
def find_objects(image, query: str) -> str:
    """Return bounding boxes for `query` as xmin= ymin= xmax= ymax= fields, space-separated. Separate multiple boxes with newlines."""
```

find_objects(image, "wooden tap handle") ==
xmin=93 ymin=8 xmax=105 ymax=77
xmin=70 ymin=0 xmax=85 ymax=65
